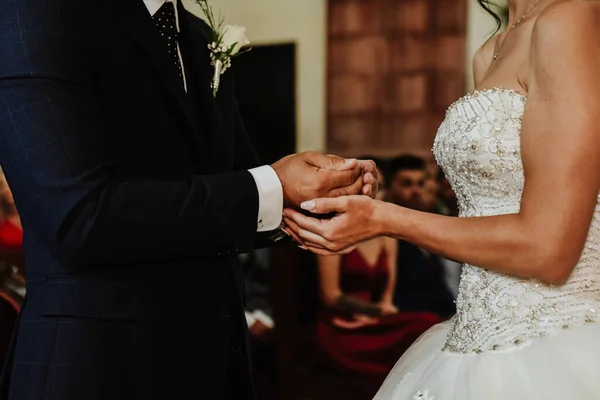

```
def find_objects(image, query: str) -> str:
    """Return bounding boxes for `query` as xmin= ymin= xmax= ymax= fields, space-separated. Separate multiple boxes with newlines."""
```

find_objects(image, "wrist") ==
xmin=372 ymin=200 xmax=392 ymax=237
xmin=376 ymin=201 xmax=409 ymax=239
xmin=270 ymin=162 xmax=291 ymax=208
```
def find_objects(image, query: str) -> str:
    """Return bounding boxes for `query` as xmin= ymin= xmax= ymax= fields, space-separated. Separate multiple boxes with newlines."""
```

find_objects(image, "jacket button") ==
xmin=217 ymin=311 xmax=231 ymax=322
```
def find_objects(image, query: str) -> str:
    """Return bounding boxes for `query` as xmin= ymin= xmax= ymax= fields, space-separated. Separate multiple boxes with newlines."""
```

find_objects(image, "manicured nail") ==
xmin=301 ymin=201 xmax=315 ymax=211
xmin=299 ymin=245 xmax=308 ymax=250
xmin=281 ymin=228 xmax=291 ymax=236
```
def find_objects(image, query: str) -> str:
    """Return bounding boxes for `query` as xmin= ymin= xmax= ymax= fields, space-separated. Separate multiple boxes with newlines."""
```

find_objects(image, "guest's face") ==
xmin=390 ymin=169 xmax=426 ymax=210
xmin=421 ymin=178 xmax=439 ymax=211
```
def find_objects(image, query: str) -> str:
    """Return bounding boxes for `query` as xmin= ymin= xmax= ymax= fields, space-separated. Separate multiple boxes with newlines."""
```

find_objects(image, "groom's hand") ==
xmin=271 ymin=152 xmax=375 ymax=209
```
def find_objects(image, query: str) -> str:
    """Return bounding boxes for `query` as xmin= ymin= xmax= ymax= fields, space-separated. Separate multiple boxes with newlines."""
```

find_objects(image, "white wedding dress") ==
xmin=374 ymin=88 xmax=600 ymax=399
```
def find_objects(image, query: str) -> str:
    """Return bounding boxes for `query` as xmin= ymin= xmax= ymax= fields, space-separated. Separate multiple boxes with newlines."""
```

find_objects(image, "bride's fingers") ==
xmin=283 ymin=225 xmax=303 ymax=246
xmin=304 ymin=242 xmax=357 ymax=256
xmin=281 ymin=218 xmax=306 ymax=246
xmin=282 ymin=216 xmax=329 ymax=249
xmin=283 ymin=211 xmax=330 ymax=242
xmin=283 ymin=208 xmax=325 ymax=232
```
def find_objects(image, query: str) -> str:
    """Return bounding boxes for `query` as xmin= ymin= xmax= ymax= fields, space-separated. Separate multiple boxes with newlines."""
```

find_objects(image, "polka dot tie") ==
xmin=152 ymin=2 xmax=183 ymax=80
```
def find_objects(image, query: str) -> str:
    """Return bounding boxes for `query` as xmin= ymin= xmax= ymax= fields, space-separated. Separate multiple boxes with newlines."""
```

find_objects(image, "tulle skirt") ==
xmin=374 ymin=321 xmax=600 ymax=399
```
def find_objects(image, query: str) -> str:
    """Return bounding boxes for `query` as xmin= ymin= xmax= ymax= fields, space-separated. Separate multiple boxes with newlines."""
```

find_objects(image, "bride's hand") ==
xmin=282 ymin=195 xmax=384 ymax=255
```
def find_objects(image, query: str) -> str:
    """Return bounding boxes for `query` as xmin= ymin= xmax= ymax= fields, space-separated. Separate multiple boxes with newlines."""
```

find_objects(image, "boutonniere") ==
xmin=194 ymin=0 xmax=251 ymax=98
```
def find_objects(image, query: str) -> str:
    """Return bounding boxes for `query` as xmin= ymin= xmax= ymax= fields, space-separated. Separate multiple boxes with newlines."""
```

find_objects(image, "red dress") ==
xmin=0 ymin=219 xmax=23 ymax=250
xmin=316 ymin=249 xmax=440 ymax=379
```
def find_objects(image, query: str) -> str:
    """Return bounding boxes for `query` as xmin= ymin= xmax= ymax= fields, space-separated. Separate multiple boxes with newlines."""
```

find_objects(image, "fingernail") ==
xmin=281 ymin=228 xmax=291 ymax=236
xmin=345 ymin=158 xmax=357 ymax=164
xmin=301 ymin=201 xmax=315 ymax=211
xmin=298 ymin=245 xmax=308 ymax=250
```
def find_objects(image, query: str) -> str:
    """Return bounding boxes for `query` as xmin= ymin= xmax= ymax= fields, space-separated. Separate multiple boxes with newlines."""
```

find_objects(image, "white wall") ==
xmin=465 ymin=0 xmax=497 ymax=92
xmin=183 ymin=0 xmax=327 ymax=152
xmin=183 ymin=1 xmax=497 ymax=151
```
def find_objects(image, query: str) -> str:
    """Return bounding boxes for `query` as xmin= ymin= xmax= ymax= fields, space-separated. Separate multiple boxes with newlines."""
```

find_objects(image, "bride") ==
xmin=282 ymin=0 xmax=600 ymax=398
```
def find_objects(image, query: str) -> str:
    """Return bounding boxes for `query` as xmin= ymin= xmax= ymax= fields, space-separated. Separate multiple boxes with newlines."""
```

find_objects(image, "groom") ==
xmin=0 ymin=0 xmax=376 ymax=399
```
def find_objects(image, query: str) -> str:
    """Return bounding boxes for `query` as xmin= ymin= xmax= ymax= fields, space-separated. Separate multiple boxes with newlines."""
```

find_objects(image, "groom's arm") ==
xmin=0 ymin=1 xmax=266 ymax=266
xmin=231 ymin=92 xmax=291 ymax=248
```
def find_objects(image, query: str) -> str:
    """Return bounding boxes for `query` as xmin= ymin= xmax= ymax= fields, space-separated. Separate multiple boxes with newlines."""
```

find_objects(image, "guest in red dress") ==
xmin=315 ymin=170 xmax=439 ymax=397
xmin=0 ymin=173 xmax=22 ymax=250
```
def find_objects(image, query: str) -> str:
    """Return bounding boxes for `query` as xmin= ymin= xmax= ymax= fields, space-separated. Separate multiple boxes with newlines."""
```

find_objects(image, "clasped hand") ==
xmin=272 ymin=151 xmax=383 ymax=254
xmin=282 ymin=195 xmax=383 ymax=255
xmin=271 ymin=151 xmax=378 ymax=208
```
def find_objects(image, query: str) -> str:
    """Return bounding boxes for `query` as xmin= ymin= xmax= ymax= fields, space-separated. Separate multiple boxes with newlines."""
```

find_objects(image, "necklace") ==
xmin=493 ymin=0 xmax=542 ymax=60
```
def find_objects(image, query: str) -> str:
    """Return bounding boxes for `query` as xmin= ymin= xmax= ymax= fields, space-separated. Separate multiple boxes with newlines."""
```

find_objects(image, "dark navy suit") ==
xmin=0 ymin=0 xmax=268 ymax=398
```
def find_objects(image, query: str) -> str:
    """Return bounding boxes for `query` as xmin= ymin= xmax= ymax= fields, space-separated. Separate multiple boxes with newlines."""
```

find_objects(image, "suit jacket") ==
xmin=393 ymin=240 xmax=456 ymax=319
xmin=0 ymin=0 xmax=267 ymax=398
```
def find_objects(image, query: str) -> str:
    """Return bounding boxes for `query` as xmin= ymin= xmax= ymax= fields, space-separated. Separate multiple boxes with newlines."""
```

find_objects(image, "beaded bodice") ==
xmin=433 ymin=88 xmax=600 ymax=354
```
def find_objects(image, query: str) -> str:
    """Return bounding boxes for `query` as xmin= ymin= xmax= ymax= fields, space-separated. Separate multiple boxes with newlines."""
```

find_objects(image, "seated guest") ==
xmin=422 ymin=170 xmax=462 ymax=299
xmin=0 ymin=173 xmax=22 ymax=251
xmin=315 ymin=173 xmax=439 ymax=398
xmin=387 ymin=155 xmax=456 ymax=319
xmin=241 ymin=248 xmax=274 ymax=339
xmin=0 ymin=172 xmax=25 ymax=297
xmin=436 ymin=168 xmax=459 ymax=217
xmin=239 ymin=248 xmax=276 ymax=400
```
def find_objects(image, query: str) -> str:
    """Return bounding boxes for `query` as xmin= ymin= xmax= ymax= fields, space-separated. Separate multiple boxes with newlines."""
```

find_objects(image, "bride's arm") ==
xmin=283 ymin=4 xmax=600 ymax=284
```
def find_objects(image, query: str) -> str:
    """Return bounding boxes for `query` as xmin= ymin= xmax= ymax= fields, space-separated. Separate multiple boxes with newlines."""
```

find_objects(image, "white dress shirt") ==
xmin=143 ymin=0 xmax=283 ymax=232
xmin=245 ymin=309 xmax=274 ymax=329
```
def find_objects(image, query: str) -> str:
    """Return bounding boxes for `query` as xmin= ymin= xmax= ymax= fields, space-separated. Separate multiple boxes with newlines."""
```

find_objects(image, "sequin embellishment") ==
xmin=433 ymin=88 xmax=600 ymax=353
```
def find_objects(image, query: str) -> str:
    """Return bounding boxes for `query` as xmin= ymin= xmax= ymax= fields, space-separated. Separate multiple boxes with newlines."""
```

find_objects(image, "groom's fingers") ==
xmin=307 ymin=152 xmax=358 ymax=171
xmin=329 ymin=170 xmax=364 ymax=197
xmin=325 ymin=165 xmax=363 ymax=190
xmin=357 ymin=159 xmax=376 ymax=174
xmin=362 ymin=172 xmax=377 ymax=198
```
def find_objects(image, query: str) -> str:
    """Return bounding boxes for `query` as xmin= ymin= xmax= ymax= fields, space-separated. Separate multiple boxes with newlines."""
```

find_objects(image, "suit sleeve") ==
xmin=230 ymin=88 xmax=290 ymax=248
xmin=0 ymin=1 xmax=259 ymax=266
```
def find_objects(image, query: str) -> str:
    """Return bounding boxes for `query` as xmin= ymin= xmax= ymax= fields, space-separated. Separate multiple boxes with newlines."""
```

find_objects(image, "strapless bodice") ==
xmin=433 ymin=88 xmax=600 ymax=353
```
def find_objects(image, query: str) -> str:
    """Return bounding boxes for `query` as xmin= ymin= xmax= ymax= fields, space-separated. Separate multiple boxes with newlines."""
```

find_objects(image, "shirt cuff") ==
xmin=245 ymin=311 xmax=257 ymax=327
xmin=253 ymin=310 xmax=275 ymax=329
xmin=248 ymin=166 xmax=283 ymax=232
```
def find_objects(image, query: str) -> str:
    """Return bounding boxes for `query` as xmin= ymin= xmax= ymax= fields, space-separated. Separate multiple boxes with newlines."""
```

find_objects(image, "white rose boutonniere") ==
xmin=221 ymin=25 xmax=250 ymax=56
xmin=194 ymin=0 xmax=251 ymax=98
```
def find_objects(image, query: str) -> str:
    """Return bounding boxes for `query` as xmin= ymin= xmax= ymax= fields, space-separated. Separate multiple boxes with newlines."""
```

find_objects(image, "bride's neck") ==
xmin=507 ymin=0 xmax=542 ymax=26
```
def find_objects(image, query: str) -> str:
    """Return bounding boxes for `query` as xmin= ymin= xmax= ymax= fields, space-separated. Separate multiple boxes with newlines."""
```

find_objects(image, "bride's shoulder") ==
xmin=533 ymin=0 xmax=600 ymax=39
xmin=527 ymin=0 xmax=600 ymax=91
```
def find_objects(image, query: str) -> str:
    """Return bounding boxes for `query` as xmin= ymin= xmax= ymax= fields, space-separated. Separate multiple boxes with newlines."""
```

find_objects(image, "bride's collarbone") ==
xmin=476 ymin=31 xmax=533 ymax=93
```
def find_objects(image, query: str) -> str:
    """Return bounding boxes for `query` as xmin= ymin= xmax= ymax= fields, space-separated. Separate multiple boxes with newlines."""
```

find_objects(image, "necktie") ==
xmin=152 ymin=2 xmax=183 ymax=80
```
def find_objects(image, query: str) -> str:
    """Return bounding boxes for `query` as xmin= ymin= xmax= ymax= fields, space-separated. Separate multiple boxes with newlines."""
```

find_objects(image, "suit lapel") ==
xmin=178 ymin=6 xmax=232 ymax=171
xmin=105 ymin=0 xmax=211 ymax=166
